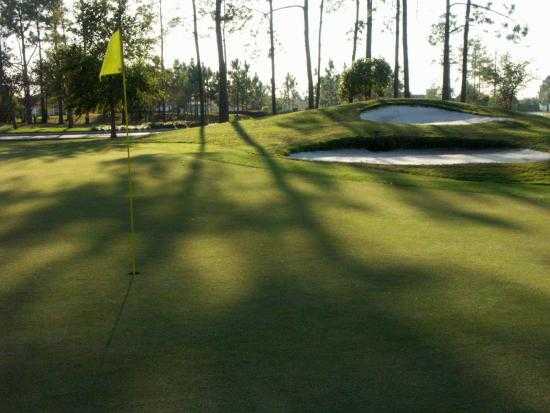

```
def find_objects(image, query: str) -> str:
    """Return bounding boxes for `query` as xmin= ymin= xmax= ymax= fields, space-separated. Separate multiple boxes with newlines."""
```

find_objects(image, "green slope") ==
xmin=152 ymin=99 xmax=550 ymax=184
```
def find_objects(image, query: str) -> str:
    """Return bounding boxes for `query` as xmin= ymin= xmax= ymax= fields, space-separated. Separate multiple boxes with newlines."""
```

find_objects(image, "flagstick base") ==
xmin=128 ymin=271 xmax=141 ymax=276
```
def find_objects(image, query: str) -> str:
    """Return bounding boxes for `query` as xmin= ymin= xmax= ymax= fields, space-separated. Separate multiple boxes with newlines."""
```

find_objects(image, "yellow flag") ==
xmin=100 ymin=30 xmax=123 ymax=79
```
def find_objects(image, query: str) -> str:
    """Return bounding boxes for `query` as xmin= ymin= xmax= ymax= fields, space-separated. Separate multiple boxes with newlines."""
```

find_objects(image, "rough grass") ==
xmin=2 ymin=100 xmax=550 ymax=411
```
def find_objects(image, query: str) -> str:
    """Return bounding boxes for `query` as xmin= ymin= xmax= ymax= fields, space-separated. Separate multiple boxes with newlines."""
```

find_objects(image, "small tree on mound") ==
xmin=539 ymin=76 xmax=550 ymax=111
xmin=480 ymin=54 xmax=531 ymax=110
xmin=340 ymin=58 xmax=392 ymax=103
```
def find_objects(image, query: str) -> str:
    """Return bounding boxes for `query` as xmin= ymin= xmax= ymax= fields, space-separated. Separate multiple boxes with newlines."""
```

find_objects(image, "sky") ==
xmin=158 ymin=0 xmax=549 ymax=99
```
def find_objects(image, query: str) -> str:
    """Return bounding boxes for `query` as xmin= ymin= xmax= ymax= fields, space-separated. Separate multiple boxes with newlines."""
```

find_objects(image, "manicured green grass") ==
xmin=154 ymin=99 xmax=550 ymax=152
xmin=2 ymin=100 xmax=550 ymax=410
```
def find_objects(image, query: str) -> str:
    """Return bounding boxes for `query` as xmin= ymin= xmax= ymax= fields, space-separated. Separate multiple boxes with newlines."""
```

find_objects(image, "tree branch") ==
xmin=273 ymin=5 xmax=304 ymax=12
xmin=450 ymin=2 xmax=513 ymax=20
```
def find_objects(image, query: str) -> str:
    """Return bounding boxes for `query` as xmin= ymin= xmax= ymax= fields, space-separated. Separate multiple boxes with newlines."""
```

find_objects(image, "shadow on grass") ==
xmin=98 ymin=125 xmax=208 ymax=365
xmin=369 ymin=170 xmax=528 ymax=230
xmin=0 ymin=139 xmax=119 ymax=162
xmin=1 ymin=123 xmax=550 ymax=410
xmin=273 ymin=111 xmax=537 ymax=229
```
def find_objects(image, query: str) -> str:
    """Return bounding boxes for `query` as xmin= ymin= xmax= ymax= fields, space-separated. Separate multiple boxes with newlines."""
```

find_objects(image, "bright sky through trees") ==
xmin=156 ymin=0 xmax=547 ymax=98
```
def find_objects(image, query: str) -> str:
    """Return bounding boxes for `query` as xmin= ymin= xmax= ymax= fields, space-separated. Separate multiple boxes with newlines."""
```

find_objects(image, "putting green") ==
xmin=1 ymin=100 xmax=550 ymax=410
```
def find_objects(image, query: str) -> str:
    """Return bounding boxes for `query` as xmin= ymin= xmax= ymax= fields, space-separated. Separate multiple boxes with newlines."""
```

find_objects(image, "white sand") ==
xmin=289 ymin=148 xmax=550 ymax=165
xmin=360 ymin=105 xmax=509 ymax=125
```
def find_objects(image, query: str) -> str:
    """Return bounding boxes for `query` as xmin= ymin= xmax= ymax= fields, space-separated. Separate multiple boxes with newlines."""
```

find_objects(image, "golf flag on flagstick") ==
xmin=100 ymin=29 xmax=138 ymax=276
xmin=100 ymin=30 xmax=123 ymax=79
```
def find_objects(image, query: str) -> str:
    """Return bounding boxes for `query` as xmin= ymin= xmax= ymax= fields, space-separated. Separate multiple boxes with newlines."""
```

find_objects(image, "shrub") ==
xmin=340 ymin=58 xmax=392 ymax=103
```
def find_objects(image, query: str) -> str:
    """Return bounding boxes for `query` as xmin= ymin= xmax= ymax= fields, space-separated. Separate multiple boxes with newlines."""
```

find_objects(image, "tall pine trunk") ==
xmin=365 ymin=0 xmax=373 ymax=59
xmin=67 ymin=108 xmax=74 ymax=127
xmin=402 ymin=0 xmax=410 ymax=98
xmin=352 ymin=0 xmax=360 ymax=63
xmin=51 ymin=9 xmax=64 ymax=124
xmin=268 ymin=0 xmax=277 ymax=114
xmin=60 ymin=13 xmax=73 ymax=127
xmin=192 ymin=0 xmax=206 ymax=124
xmin=11 ymin=99 xmax=17 ymax=128
xmin=18 ymin=14 xmax=32 ymax=124
xmin=442 ymin=0 xmax=452 ymax=100
xmin=110 ymin=98 xmax=117 ymax=139
xmin=159 ymin=0 xmax=166 ymax=120
xmin=365 ymin=0 xmax=373 ymax=98
xmin=393 ymin=0 xmax=400 ymax=98
xmin=215 ymin=0 xmax=229 ymax=122
xmin=460 ymin=0 xmax=471 ymax=102
xmin=303 ymin=0 xmax=314 ymax=109
xmin=315 ymin=0 xmax=324 ymax=108
xmin=36 ymin=21 xmax=48 ymax=123
xmin=58 ymin=98 xmax=64 ymax=124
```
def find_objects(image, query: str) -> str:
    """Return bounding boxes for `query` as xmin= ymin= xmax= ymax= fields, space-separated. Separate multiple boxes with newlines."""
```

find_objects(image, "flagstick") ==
xmin=121 ymin=35 xmax=138 ymax=276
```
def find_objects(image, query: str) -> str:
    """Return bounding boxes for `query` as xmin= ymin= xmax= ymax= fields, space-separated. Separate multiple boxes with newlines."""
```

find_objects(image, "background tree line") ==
xmin=0 ymin=0 xmax=544 ymax=134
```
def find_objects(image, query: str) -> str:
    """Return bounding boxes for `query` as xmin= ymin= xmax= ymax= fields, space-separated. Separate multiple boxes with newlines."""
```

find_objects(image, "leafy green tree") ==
xmin=281 ymin=73 xmax=301 ymax=112
xmin=0 ymin=34 xmax=17 ymax=127
xmin=167 ymin=59 xmax=213 ymax=120
xmin=459 ymin=1 xmax=527 ymax=102
xmin=228 ymin=59 xmax=266 ymax=112
xmin=539 ymin=76 xmax=550 ymax=110
xmin=125 ymin=61 xmax=163 ymax=121
xmin=516 ymin=97 xmax=539 ymax=112
xmin=60 ymin=45 xmax=102 ymax=122
xmin=340 ymin=58 xmax=392 ymax=102
xmin=77 ymin=0 xmax=153 ymax=132
xmin=247 ymin=75 xmax=267 ymax=111
xmin=1 ymin=0 xmax=54 ymax=123
xmin=463 ymin=82 xmax=489 ymax=106
xmin=466 ymin=39 xmax=492 ymax=100
xmin=229 ymin=59 xmax=249 ymax=112
xmin=168 ymin=60 xmax=192 ymax=116
xmin=74 ymin=0 xmax=114 ymax=55
xmin=318 ymin=60 xmax=341 ymax=107
xmin=425 ymin=85 xmax=441 ymax=99
xmin=431 ymin=1 xmax=527 ymax=101
xmin=480 ymin=53 xmax=531 ymax=110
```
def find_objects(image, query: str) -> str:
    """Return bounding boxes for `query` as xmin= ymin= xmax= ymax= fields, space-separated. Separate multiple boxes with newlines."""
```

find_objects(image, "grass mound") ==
xmin=151 ymin=99 xmax=550 ymax=183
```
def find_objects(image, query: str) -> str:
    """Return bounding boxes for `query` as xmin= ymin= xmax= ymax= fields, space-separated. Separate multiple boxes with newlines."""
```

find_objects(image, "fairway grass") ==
xmin=2 ymin=101 xmax=550 ymax=410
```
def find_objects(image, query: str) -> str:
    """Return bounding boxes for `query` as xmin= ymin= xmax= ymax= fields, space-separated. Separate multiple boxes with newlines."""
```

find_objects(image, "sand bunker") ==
xmin=360 ymin=105 xmax=509 ymax=125
xmin=289 ymin=148 xmax=550 ymax=165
